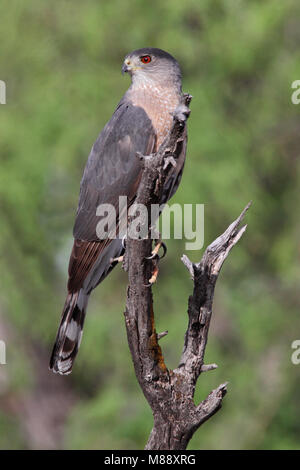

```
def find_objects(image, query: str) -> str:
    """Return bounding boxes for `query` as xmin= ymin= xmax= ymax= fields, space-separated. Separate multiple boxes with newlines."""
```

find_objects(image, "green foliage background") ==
xmin=0 ymin=0 xmax=300 ymax=449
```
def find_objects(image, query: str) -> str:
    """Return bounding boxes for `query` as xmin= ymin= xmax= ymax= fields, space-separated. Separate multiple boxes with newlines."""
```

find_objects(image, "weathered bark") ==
xmin=123 ymin=93 xmax=250 ymax=450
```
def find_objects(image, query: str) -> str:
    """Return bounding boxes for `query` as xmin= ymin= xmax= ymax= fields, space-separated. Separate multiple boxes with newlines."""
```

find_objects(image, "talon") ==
xmin=159 ymin=241 xmax=167 ymax=259
xmin=144 ymin=265 xmax=159 ymax=287
xmin=145 ymin=241 xmax=167 ymax=260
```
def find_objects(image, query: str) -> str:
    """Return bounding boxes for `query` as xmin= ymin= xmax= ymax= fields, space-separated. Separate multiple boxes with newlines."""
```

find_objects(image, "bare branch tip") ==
xmin=181 ymin=254 xmax=195 ymax=279
xmin=217 ymin=381 xmax=229 ymax=392
xmin=163 ymin=155 xmax=177 ymax=170
xmin=230 ymin=223 xmax=248 ymax=247
xmin=200 ymin=363 xmax=218 ymax=372
xmin=238 ymin=201 xmax=252 ymax=223
xmin=157 ymin=331 xmax=168 ymax=340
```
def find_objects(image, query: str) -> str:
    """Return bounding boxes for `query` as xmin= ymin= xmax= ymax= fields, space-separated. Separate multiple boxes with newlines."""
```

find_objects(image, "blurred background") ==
xmin=0 ymin=0 xmax=300 ymax=450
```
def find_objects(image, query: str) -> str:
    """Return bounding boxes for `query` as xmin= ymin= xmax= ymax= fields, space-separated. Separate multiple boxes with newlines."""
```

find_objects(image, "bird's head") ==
xmin=122 ymin=47 xmax=182 ymax=89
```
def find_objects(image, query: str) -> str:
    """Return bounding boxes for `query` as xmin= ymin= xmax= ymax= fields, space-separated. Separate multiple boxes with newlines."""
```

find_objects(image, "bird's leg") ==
xmin=110 ymin=235 xmax=127 ymax=264
xmin=146 ymin=263 xmax=159 ymax=286
xmin=145 ymin=240 xmax=167 ymax=260
xmin=145 ymin=233 xmax=167 ymax=286
xmin=110 ymin=255 xmax=124 ymax=264
xmin=145 ymin=231 xmax=167 ymax=261
xmin=111 ymin=231 xmax=166 ymax=281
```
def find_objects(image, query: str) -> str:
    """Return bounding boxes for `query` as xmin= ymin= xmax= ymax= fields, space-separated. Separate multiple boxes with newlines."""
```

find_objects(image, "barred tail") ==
xmin=49 ymin=290 xmax=89 ymax=375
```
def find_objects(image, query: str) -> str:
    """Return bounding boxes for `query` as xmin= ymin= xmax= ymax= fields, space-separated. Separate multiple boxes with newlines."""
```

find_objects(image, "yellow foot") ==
xmin=110 ymin=255 xmax=124 ymax=264
xmin=145 ymin=265 xmax=159 ymax=287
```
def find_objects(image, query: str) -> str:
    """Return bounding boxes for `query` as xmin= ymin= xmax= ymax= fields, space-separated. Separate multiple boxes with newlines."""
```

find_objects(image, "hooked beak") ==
xmin=122 ymin=63 xmax=129 ymax=75
xmin=122 ymin=58 xmax=135 ymax=75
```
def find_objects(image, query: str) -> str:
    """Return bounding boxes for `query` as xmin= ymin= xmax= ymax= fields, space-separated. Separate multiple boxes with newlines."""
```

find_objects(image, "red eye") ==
xmin=141 ymin=55 xmax=151 ymax=64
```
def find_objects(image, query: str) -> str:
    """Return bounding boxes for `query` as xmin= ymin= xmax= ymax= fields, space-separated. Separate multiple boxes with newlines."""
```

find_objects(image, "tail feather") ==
xmin=50 ymin=290 xmax=88 ymax=375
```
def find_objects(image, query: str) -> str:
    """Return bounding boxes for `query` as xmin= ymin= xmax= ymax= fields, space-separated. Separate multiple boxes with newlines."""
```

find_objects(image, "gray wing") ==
xmin=68 ymin=100 xmax=156 ymax=292
xmin=73 ymin=100 xmax=156 ymax=241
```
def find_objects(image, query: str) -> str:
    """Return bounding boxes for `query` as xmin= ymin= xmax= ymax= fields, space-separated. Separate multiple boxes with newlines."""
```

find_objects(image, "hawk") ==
xmin=50 ymin=48 xmax=188 ymax=375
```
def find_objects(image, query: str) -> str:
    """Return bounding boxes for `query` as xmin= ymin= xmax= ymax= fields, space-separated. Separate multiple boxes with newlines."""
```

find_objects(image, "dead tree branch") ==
xmin=123 ymin=93 xmax=250 ymax=450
